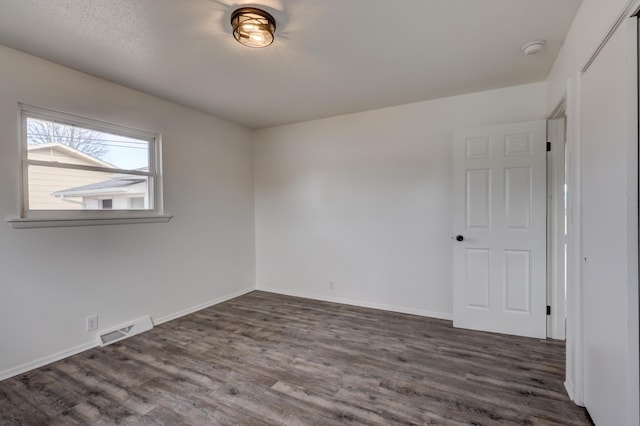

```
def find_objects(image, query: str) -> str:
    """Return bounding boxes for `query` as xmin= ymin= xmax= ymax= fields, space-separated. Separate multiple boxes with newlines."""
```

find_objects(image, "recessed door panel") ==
xmin=465 ymin=137 xmax=491 ymax=159
xmin=505 ymin=167 xmax=532 ymax=230
xmin=466 ymin=169 xmax=491 ymax=229
xmin=505 ymin=133 xmax=532 ymax=157
xmin=504 ymin=250 xmax=531 ymax=313
xmin=466 ymin=248 xmax=490 ymax=309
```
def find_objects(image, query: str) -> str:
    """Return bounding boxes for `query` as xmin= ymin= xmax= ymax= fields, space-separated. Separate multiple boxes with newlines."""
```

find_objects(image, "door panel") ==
xmin=505 ymin=167 xmax=531 ymax=229
xmin=453 ymin=120 xmax=546 ymax=338
xmin=466 ymin=169 xmax=491 ymax=229
xmin=466 ymin=248 xmax=490 ymax=308
xmin=504 ymin=249 xmax=531 ymax=313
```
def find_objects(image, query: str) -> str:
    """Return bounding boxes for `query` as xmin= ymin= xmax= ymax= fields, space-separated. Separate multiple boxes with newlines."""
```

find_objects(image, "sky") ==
xmin=100 ymin=133 xmax=149 ymax=170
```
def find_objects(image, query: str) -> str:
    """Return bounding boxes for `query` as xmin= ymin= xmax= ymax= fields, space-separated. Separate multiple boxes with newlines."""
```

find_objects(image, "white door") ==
xmin=452 ymin=121 xmax=547 ymax=338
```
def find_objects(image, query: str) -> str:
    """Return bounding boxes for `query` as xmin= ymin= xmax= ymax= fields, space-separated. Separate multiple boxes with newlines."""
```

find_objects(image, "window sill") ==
xmin=7 ymin=215 xmax=173 ymax=229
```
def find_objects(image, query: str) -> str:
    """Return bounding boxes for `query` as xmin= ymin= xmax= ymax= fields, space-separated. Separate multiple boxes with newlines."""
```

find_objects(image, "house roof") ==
xmin=0 ymin=1 xmax=582 ymax=129
xmin=53 ymin=177 xmax=146 ymax=197
xmin=28 ymin=143 xmax=114 ymax=168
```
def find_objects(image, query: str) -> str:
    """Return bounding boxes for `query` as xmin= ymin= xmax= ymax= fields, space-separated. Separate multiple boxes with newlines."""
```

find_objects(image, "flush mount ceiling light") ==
xmin=522 ymin=40 xmax=545 ymax=55
xmin=231 ymin=7 xmax=276 ymax=48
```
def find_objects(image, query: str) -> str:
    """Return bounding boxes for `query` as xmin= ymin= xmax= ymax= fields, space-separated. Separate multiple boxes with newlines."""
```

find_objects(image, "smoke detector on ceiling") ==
xmin=522 ymin=40 xmax=545 ymax=55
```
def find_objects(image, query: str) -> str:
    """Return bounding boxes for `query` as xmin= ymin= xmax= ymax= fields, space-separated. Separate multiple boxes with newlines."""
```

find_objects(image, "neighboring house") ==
xmin=27 ymin=143 xmax=112 ymax=210
xmin=52 ymin=175 xmax=148 ymax=210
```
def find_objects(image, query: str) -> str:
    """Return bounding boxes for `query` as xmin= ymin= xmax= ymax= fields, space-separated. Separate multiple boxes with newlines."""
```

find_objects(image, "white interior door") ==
xmin=453 ymin=120 xmax=547 ymax=338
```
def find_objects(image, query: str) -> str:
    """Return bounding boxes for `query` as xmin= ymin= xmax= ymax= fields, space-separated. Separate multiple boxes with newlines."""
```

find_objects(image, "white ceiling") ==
xmin=0 ymin=0 xmax=581 ymax=129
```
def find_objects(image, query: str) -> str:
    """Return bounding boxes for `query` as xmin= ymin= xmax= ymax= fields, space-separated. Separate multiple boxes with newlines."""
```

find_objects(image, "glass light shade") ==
xmin=231 ymin=7 xmax=276 ymax=48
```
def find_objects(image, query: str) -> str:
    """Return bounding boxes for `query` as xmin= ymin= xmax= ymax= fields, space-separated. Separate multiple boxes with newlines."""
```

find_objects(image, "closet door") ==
xmin=580 ymin=18 xmax=638 ymax=426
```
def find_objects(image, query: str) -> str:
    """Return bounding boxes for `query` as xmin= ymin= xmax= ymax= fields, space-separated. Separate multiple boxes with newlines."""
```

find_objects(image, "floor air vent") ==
xmin=98 ymin=316 xmax=153 ymax=346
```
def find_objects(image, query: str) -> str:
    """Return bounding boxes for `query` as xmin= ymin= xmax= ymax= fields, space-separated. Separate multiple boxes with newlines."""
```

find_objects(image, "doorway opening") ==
xmin=547 ymin=113 xmax=567 ymax=340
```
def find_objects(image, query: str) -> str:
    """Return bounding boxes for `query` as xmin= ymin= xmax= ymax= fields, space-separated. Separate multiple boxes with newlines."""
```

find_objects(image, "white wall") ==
xmin=254 ymin=83 xmax=546 ymax=318
xmin=0 ymin=46 xmax=255 ymax=379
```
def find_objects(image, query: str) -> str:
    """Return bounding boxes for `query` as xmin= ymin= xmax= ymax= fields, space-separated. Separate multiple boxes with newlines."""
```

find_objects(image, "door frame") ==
xmin=547 ymin=113 xmax=567 ymax=341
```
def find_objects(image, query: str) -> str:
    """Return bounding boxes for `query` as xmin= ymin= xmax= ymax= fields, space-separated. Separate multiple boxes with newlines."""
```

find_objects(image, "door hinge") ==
xmin=546 ymin=141 xmax=551 ymax=152
xmin=546 ymin=305 xmax=551 ymax=316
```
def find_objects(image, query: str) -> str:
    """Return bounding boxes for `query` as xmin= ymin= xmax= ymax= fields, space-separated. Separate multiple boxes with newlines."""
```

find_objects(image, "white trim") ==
xmin=19 ymin=103 xmax=158 ymax=141
xmin=565 ymin=71 xmax=584 ymax=406
xmin=0 ymin=341 xmax=97 ymax=381
xmin=547 ymin=117 xmax=567 ymax=341
xmin=257 ymin=287 xmax=453 ymax=321
xmin=7 ymin=214 xmax=173 ymax=229
xmin=565 ymin=379 xmax=575 ymax=402
xmin=549 ymin=97 xmax=567 ymax=120
xmin=153 ymin=287 xmax=256 ymax=325
xmin=14 ymin=207 xmax=165 ymax=221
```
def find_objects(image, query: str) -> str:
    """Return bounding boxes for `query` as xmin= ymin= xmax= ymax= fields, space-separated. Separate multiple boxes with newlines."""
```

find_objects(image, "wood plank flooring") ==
xmin=0 ymin=291 xmax=592 ymax=425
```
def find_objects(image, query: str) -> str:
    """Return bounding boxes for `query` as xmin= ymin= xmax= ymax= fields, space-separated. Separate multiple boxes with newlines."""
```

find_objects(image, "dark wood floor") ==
xmin=1 ymin=291 xmax=591 ymax=425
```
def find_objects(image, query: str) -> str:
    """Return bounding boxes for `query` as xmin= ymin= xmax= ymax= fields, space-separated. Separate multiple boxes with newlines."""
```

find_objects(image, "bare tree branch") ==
xmin=27 ymin=118 xmax=109 ymax=159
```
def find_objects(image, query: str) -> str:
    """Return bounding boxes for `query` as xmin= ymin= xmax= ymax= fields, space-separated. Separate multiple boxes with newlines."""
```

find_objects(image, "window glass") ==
xmin=26 ymin=117 xmax=150 ymax=171
xmin=21 ymin=106 xmax=161 ymax=218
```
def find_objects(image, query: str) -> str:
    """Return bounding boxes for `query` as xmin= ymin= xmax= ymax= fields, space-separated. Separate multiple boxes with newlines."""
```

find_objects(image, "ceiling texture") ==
xmin=0 ymin=0 xmax=582 ymax=129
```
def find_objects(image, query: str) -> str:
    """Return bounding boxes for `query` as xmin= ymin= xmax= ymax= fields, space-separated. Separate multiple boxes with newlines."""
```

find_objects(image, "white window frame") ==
xmin=9 ymin=104 xmax=171 ymax=228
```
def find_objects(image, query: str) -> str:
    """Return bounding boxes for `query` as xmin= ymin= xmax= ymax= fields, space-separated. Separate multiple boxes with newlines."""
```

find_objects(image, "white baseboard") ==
xmin=153 ymin=287 xmax=255 ymax=325
xmin=257 ymin=286 xmax=453 ymax=321
xmin=0 ymin=286 xmax=256 ymax=382
xmin=0 ymin=341 xmax=97 ymax=382
xmin=565 ymin=379 xmax=576 ymax=403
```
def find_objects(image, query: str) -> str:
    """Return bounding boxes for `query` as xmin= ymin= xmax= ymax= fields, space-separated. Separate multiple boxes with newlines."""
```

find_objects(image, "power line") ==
xmin=27 ymin=133 xmax=149 ymax=146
